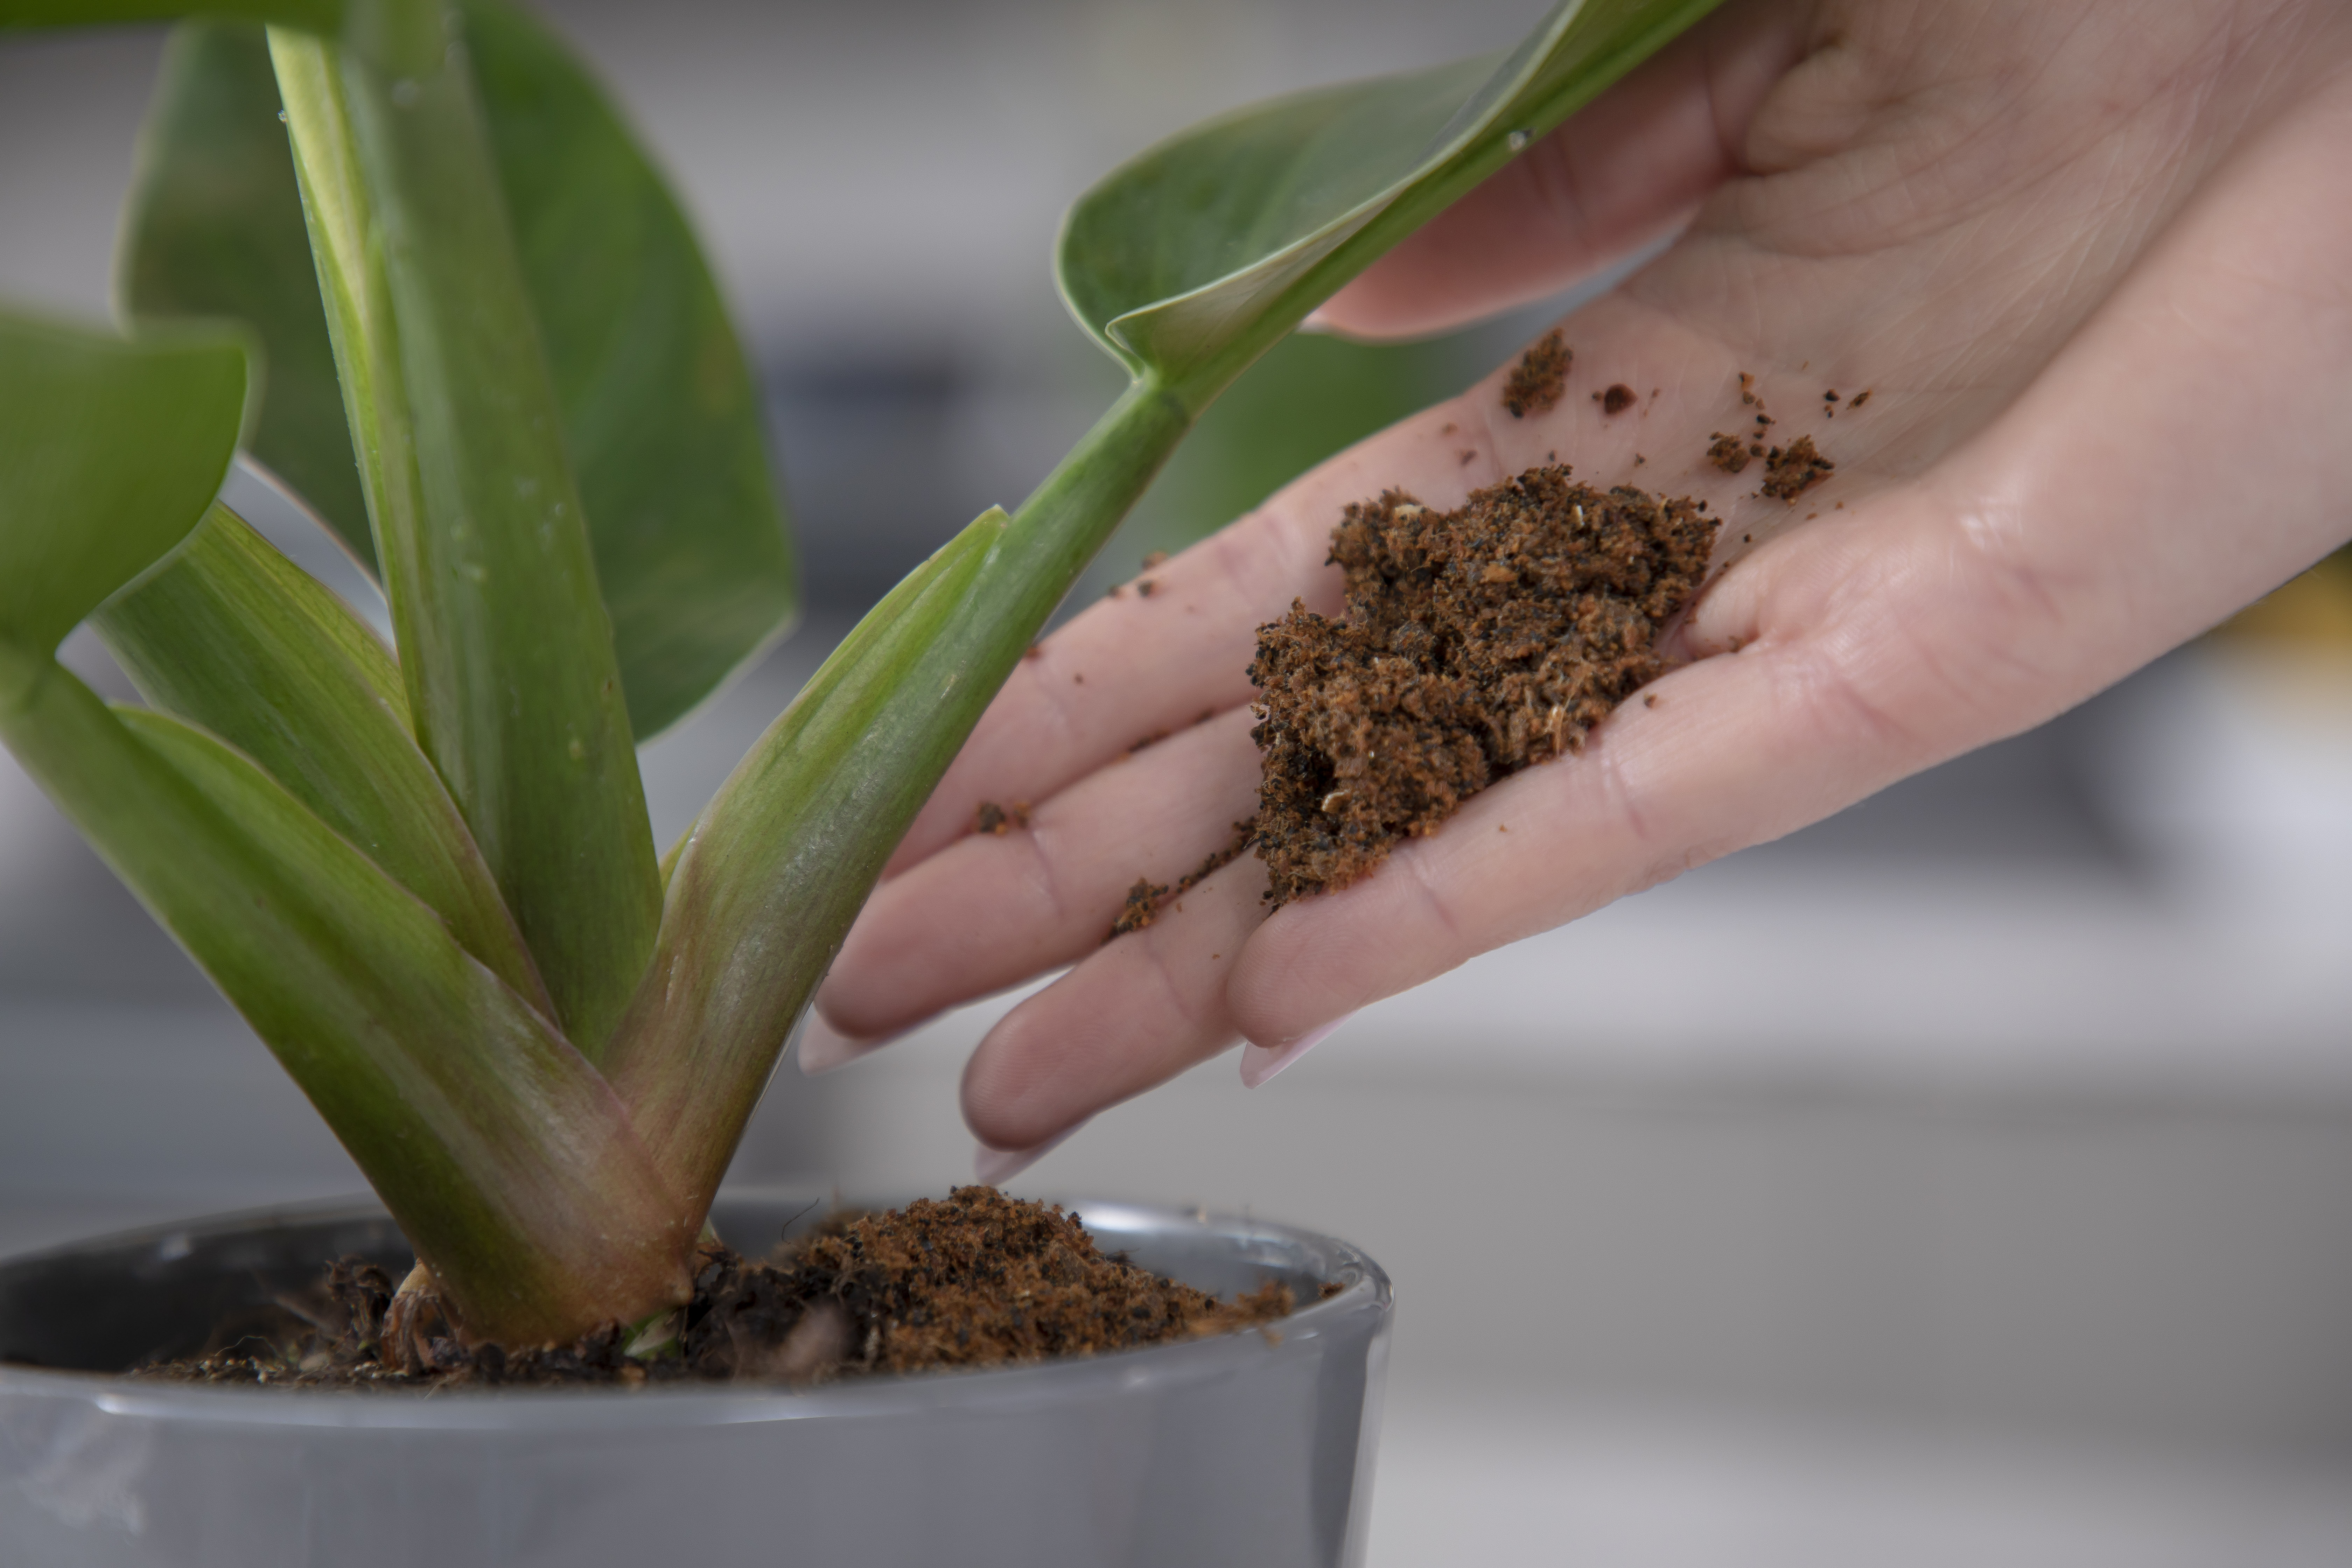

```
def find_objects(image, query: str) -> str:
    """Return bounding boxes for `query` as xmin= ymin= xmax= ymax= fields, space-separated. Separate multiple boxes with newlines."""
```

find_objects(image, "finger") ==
xmin=1310 ymin=0 xmax=1802 ymax=343
xmin=1226 ymin=72 xmax=2352 ymax=1050
xmin=877 ymin=506 xmax=1316 ymax=881
xmin=962 ymin=860 xmax=1267 ymax=1154
xmin=820 ymin=708 xmax=1261 ymax=1040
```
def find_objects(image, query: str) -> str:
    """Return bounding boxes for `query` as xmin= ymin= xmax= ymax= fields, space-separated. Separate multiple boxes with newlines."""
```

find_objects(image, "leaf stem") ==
xmin=998 ymin=374 xmax=1192 ymax=607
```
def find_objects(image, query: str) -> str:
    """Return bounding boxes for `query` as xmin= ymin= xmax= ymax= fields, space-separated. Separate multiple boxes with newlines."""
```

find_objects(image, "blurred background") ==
xmin=5 ymin=3 xmax=2352 ymax=1562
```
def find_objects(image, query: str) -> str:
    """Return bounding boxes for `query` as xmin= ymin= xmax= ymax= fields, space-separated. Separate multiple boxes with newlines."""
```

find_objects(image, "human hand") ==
xmin=808 ymin=0 xmax=2352 ymax=1174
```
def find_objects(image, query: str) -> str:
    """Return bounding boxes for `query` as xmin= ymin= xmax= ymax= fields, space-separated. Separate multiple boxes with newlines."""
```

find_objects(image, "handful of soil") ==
xmin=1250 ymin=465 xmax=1716 ymax=902
xmin=134 ymin=1188 xmax=1295 ymax=1388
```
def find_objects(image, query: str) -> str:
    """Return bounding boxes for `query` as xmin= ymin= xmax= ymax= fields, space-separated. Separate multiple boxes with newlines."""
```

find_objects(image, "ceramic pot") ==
xmin=0 ymin=1190 xmax=1391 ymax=1567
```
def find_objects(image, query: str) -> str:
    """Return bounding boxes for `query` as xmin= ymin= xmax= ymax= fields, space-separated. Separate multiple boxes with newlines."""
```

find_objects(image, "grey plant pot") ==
xmin=0 ymin=1191 xmax=1392 ymax=1567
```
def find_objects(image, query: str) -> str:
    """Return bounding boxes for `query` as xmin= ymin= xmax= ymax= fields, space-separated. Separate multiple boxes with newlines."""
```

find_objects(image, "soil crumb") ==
xmin=131 ymin=1190 xmax=1296 ymax=1389
xmin=1109 ymin=876 xmax=1168 ymax=939
xmin=975 ymin=800 xmax=1029 ymax=835
xmin=1706 ymin=432 xmax=1753 ymax=474
xmin=1759 ymin=435 xmax=1834 ymax=502
xmin=1105 ymin=819 xmax=1258 ymax=943
xmin=1502 ymin=328 xmax=1570 ymax=418
xmin=1249 ymin=467 xmax=1716 ymax=902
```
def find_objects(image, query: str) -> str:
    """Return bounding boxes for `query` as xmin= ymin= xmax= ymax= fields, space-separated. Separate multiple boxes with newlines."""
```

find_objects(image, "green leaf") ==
xmin=271 ymin=8 xmax=660 ymax=1054
xmin=604 ymin=507 xmax=1007 ymax=1217
xmin=119 ymin=21 xmax=377 ymax=570
xmin=0 ymin=663 xmax=690 ymax=1344
xmin=462 ymin=0 xmax=797 ymax=740
xmin=1057 ymin=0 xmax=1724 ymax=409
xmin=0 ymin=0 xmax=338 ymax=29
xmin=94 ymin=503 xmax=552 ymax=1014
xmin=118 ymin=6 xmax=797 ymax=740
xmin=0 ymin=313 xmax=248 ymax=665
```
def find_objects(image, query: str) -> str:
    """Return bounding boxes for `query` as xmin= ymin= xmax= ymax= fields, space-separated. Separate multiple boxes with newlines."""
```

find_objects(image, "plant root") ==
xmin=382 ymin=1261 xmax=451 ymax=1376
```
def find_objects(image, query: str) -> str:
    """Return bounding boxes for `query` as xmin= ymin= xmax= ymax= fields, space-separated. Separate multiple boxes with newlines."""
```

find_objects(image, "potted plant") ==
xmin=0 ymin=0 xmax=1714 ymax=1561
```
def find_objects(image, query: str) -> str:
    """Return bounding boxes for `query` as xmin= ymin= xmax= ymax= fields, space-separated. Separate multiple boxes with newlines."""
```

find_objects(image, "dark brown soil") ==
xmin=1707 ymin=432 xmax=1757 ymax=474
xmin=1248 ymin=466 xmax=1717 ymax=902
xmin=1759 ymin=435 xmax=1834 ymax=501
xmin=975 ymin=800 xmax=1029 ymax=835
xmin=1713 ymin=373 xmax=1836 ymax=498
xmin=1106 ymin=818 xmax=1258 ymax=942
xmin=1108 ymin=876 xmax=1168 ymax=939
xmin=132 ymin=1189 xmax=1296 ymax=1389
xmin=1502 ymin=328 xmax=1570 ymax=418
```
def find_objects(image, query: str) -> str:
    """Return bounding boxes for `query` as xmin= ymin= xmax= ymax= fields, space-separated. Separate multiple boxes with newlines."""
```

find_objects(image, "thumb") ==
xmin=1310 ymin=0 xmax=1800 ymax=343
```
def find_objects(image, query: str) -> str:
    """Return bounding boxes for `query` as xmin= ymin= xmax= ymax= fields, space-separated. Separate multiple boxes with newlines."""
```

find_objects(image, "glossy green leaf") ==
xmin=604 ymin=506 xmax=1008 ymax=1218
xmin=1058 ymin=0 xmax=1723 ymax=409
xmin=117 ymin=4 xmax=797 ymax=738
xmin=0 ymin=313 xmax=248 ymax=664
xmin=462 ymin=0 xmax=797 ymax=739
xmin=0 ymin=665 xmax=690 ymax=1344
xmin=119 ymin=22 xmax=377 ymax=569
xmin=0 ymin=0 xmax=337 ymax=29
xmin=94 ymin=503 xmax=552 ymax=1013
xmin=272 ymin=8 xmax=660 ymax=1054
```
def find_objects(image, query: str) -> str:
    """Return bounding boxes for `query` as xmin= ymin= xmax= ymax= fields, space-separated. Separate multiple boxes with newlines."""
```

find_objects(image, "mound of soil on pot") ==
xmin=133 ymin=1188 xmax=1296 ymax=1389
xmin=1250 ymin=465 xmax=1716 ymax=902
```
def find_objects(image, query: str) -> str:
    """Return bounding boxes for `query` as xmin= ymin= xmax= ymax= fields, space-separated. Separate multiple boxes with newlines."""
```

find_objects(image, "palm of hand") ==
xmin=814 ymin=0 xmax=2352 ymax=1161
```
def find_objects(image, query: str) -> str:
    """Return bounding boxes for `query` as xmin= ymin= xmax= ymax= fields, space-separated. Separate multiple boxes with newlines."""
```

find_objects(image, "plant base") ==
xmin=0 ymin=1190 xmax=1390 ymax=1567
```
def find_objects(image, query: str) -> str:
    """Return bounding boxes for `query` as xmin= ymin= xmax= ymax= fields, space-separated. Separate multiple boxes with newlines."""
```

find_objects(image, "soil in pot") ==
xmin=1249 ymin=463 xmax=1719 ymax=903
xmin=131 ymin=1188 xmax=1298 ymax=1389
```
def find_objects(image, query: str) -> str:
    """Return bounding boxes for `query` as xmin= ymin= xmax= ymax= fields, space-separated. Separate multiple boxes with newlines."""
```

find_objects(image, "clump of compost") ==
xmin=1707 ymin=431 xmax=1758 ymax=474
xmin=1250 ymin=465 xmax=1716 ymax=903
xmin=1759 ymin=434 xmax=1834 ymax=501
xmin=132 ymin=1188 xmax=1296 ymax=1388
xmin=1501 ymin=328 xmax=1570 ymax=416
xmin=1711 ymin=371 xmax=1840 ymax=498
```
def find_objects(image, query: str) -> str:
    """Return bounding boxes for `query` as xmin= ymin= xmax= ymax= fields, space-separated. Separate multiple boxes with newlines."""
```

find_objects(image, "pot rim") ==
xmin=0 ymin=1188 xmax=1391 ymax=1432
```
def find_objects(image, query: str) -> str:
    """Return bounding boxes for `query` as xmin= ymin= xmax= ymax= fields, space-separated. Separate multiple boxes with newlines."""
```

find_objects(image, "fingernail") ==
xmin=1296 ymin=307 xmax=1335 ymax=335
xmin=1239 ymin=1012 xmax=1355 ymax=1089
xmin=797 ymin=1011 xmax=896 ymax=1077
xmin=973 ymin=1121 xmax=1087 ymax=1187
